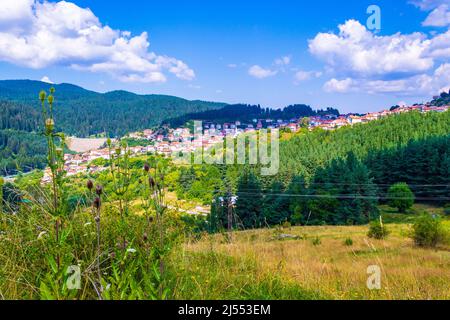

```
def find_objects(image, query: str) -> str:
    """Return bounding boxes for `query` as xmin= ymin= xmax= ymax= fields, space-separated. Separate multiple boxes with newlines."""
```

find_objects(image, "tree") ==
xmin=387 ymin=182 xmax=415 ymax=213
xmin=286 ymin=175 xmax=309 ymax=225
xmin=263 ymin=180 xmax=289 ymax=225
xmin=235 ymin=171 xmax=263 ymax=229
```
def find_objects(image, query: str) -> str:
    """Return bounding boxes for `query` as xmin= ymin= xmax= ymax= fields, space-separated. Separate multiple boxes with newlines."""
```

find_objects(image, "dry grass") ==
xmin=184 ymin=224 xmax=450 ymax=300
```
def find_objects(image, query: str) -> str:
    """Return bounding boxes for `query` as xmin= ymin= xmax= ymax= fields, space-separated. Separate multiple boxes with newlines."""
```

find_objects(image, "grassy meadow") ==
xmin=177 ymin=220 xmax=450 ymax=300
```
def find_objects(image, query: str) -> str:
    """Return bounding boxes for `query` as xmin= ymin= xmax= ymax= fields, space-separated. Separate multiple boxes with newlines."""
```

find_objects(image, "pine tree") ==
xmin=263 ymin=180 xmax=288 ymax=225
xmin=236 ymin=171 xmax=263 ymax=229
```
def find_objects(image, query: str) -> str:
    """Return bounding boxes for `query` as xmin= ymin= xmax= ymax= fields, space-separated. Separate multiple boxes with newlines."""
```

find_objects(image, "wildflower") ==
xmin=144 ymin=163 xmax=150 ymax=172
xmin=149 ymin=176 xmax=155 ymax=189
xmin=95 ymin=185 xmax=103 ymax=196
xmin=143 ymin=232 xmax=148 ymax=241
xmin=115 ymin=147 xmax=121 ymax=156
xmin=49 ymin=87 xmax=55 ymax=94
xmin=47 ymin=95 xmax=54 ymax=105
xmin=86 ymin=180 xmax=94 ymax=191
xmin=109 ymin=252 xmax=116 ymax=259
xmin=94 ymin=215 xmax=100 ymax=223
xmin=45 ymin=118 xmax=54 ymax=133
xmin=39 ymin=90 xmax=46 ymax=102
xmin=93 ymin=197 xmax=101 ymax=210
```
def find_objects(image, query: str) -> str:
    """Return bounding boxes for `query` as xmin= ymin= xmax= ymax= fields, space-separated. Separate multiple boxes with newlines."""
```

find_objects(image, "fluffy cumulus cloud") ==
xmin=0 ymin=0 xmax=195 ymax=83
xmin=309 ymin=20 xmax=434 ymax=78
xmin=309 ymin=19 xmax=450 ymax=95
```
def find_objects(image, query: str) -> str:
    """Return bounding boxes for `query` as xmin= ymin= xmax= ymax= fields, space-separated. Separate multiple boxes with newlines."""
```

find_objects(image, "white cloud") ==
xmin=323 ymin=78 xmax=354 ymax=93
xmin=423 ymin=4 xmax=450 ymax=27
xmin=427 ymin=29 xmax=450 ymax=58
xmin=248 ymin=65 xmax=277 ymax=79
xmin=40 ymin=76 xmax=54 ymax=84
xmin=247 ymin=55 xmax=292 ymax=79
xmin=323 ymin=63 xmax=450 ymax=95
xmin=309 ymin=20 xmax=434 ymax=78
xmin=0 ymin=0 xmax=195 ymax=83
xmin=227 ymin=63 xmax=237 ymax=68
xmin=294 ymin=70 xmax=322 ymax=83
xmin=410 ymin=0 xmax=450 ymax=27
xmin=309 ymin=18 xmax=450 ymax=96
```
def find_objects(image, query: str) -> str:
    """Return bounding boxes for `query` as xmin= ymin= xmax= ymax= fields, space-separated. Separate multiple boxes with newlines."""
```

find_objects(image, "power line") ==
xmin=235 ymin=191 xmax=450 ymax=201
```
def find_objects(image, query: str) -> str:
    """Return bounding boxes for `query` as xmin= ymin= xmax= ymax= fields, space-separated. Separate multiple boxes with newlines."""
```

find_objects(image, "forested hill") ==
xmin=0 ymin=80 xmax=226 ymax=137
xmin=278 ymin=110 xmax=450 ymax=182
xmin=165 ymin=104 xmax=339 ymax=127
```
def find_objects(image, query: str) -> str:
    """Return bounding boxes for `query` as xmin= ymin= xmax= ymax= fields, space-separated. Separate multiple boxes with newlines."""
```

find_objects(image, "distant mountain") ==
xmin=0 ymin=80 xmax=226 ymax=137
xmin=164 ymin=104 xmax=340 ymax=127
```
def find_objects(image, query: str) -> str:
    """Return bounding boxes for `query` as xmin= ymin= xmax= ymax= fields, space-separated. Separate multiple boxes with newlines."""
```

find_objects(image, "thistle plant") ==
xmin=107 ymin=138 xmax=132 ymax=249
xmin=39 ymin=88 xmax=67 ymax=269
xmin=140 ymin=158 xmax=169 ymax=298
xmin=88 ymin=180 xmax=104 ymax=298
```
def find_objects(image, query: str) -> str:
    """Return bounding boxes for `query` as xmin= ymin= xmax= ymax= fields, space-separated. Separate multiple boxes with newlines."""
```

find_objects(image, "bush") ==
xmin=343 ymin=238 xmax=353 ymax=246
xmin=368 ymin=219 xmax=390 ymax=239
xmin=387 ymin=182 xmax=415 ymax=213
xmin=412 ymin=214 xmax=447 ymax=247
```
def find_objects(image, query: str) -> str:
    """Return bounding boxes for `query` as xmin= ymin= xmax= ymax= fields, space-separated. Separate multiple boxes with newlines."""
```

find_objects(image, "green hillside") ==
xmin=0 ymin=80 xmax=226 ymax=137
xmin=278 ymin=110 xmax=450 ymax=181
xmin=0 ymin=80 xmax=225 ymax=175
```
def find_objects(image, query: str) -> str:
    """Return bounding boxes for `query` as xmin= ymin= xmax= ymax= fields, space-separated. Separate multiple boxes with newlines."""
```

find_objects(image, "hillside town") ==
xmin=42 ymin=103 xmax=449 ymax=183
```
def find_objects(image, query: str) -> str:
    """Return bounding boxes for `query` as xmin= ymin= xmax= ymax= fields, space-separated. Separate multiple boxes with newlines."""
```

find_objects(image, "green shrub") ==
xmin=387 ymin=182 xmax=415 ymax=213
xmin=412 ymin=214 xmax=447 ymax=247
xmin=343 ymin=238 xmax=353 ymax=246
xmin=368 ymin=219 xmax=390 ymax=239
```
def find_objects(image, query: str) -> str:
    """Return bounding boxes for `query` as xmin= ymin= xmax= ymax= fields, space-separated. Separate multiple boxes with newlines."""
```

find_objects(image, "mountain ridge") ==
xmin=0 ymin=79 xmax=227 ymax=137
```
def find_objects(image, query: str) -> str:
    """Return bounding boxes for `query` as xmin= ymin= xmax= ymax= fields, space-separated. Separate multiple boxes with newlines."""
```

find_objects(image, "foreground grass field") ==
xmin=175 ymin=220 xmax=450 ymax=300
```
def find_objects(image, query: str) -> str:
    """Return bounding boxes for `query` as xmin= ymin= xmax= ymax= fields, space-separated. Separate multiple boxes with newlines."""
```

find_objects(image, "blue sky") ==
xmin=0 ymin=0 xmax=449 ymax=113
